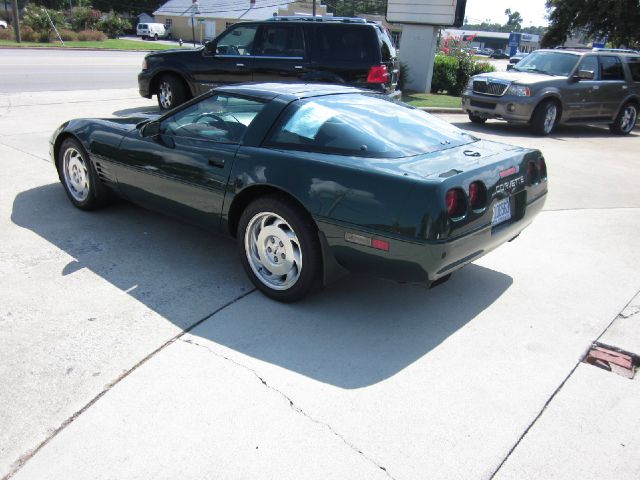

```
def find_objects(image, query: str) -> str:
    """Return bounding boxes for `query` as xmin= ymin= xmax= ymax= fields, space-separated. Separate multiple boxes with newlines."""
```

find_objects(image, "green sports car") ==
xmin=50 ymin=83 xmax=548 ymax=302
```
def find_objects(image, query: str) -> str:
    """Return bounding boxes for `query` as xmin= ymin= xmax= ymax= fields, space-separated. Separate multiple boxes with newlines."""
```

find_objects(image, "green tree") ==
xmin=98 ymin=11 xmax=130 ymax=38
xmin=505 ymin=8 xmax=523 ymax=31
xmin=543 ymin=0 xmax=640 ymax=49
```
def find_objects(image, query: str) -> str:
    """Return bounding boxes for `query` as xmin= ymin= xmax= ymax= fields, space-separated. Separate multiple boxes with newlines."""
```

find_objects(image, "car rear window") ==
xmin=626 ymin=58 xmax=640 ymax=81
xmin=266 ymin=94 xmax=474 ymax=158
xmin=600 ymin=56 xmax=624 ymax=80
xmin=315 ymin=25 xmax=375 ymax=63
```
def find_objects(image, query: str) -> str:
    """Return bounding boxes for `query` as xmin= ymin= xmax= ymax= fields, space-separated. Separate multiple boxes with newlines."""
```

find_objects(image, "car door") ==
xmin=251 ymin=24 xmax=310 ymax=82
xmin=116 ymin=94 xmax=266 ymax=229
xmin=191 ymin=24 xmax=258 ymax=95
xmin=597 ymin=56 xmax=628 ymax=118
xmin=563 ymin=55 xmax=601 ymax=119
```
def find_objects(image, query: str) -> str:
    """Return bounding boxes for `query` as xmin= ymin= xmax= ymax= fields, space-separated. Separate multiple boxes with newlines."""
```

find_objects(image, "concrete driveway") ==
xmin=1 ymin=88 xmax=639 ymax=480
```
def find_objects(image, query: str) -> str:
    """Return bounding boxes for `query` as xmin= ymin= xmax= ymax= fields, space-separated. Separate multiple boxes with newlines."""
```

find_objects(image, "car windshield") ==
xmin=267 ymin=94 xmax=476 ymax=158
xmin=514 ymin=51 xmax=580 ymax=76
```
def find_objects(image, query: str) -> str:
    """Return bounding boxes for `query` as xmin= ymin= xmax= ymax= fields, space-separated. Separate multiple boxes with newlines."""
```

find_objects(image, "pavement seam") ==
xmin=0 ymin=142 xmax=48 ymax=163
xmin=3 ymin=97 xmax=140 ymax=108
xmin=488 ymin=286 xmax=640 ymax=479
xmin=2 ymin=288 xmax=257 ymax=480
xmin=180 ymin=337 xmax=397 ymax=480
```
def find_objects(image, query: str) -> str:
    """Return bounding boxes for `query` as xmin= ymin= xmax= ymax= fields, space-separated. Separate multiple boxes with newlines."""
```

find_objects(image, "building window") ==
xmin=164 ymin=19 xmax=172 ymax=28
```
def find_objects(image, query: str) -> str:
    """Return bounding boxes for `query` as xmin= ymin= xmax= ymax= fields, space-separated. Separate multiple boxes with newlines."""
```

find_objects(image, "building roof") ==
xmin=154 ymin=0 xmax=296 ymax=20
xmin=443 ymin=29 xmax=540 ymax=42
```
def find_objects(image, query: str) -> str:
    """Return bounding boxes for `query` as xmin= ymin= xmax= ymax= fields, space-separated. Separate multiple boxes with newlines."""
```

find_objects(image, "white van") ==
xmin=136 ymin=23 xmax=169 ymax=40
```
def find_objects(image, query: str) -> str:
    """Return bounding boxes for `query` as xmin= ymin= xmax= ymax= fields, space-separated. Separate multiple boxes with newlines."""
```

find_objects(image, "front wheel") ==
xmin=468 ymin=113 xmax=487 ymax=124
xmin=530 ymin=99 xmax=558 ymax=135
xmin=238 ymin=195 xmax=322 ymax=302
xmin=610 ymin=102 xmax=638 ymax=135
xmin=157 ymin=74 xmax=187 ymax=110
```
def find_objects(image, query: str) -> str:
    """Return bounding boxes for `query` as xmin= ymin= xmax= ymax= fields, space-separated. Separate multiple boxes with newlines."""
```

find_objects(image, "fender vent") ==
xmin=94 ymin=161 xmax=110 ymax=183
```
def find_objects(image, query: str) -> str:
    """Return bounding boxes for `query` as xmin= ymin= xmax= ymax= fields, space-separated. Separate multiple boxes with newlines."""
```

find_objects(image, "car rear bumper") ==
xmin=317 ymin=190 xmax=547 ymax=285
xmin=461 ymin=92 xmax=537 ymax=122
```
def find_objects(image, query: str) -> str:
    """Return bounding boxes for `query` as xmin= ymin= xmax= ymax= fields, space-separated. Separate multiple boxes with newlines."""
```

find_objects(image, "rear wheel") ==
xmin=610 ymin=102 xmax=638 ymax=135
xmin=154 ymin=34 xmax=158 ymax=41
xmin=530 ymin=99 xmax=558 ymax=135
xmin=237 ymin=195 xmax=322 ymax=302
xmin=57 ymin=138 xmax=110 ymax=210
xmin=468 ymin=113 xmax=487 ymax=124
xmin=157 ymin=74 xmax=187 ymax=110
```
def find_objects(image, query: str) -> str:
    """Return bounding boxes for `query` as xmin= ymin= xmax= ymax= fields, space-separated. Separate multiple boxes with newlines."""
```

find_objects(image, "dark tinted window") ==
xmin=255 ymin=25 xmax=304 ymax=57
xmin=316 ymin=26 xmax=375 ymax=62
xmin=626 ymin=59 xmax=640 ymax=81
xmin=577 ymin=56 xmax=599 ymax=78
xmin=267 ymin=94 xmax=475 ymax=158
xmin=600 ymin=56 xmax=624 ymax=80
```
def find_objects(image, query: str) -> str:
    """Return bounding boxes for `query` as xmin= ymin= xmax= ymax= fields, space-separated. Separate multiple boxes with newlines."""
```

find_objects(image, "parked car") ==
xmin=0 ymin=20 xmax=8 ymax=29
xmin=462 ymin=49 xmax=640 ymax=135
xmin=477 ymin=48 xmax=494 ymax=56
xmin=490 ymin=49 xmax=510 ymax=59
xmin=50 ymin=83 xmax=547 ymax=301
xmin=136 ymin=23 xmax=169 ymax=41
xmin=138 ymin=16 xmax=400 ymax=110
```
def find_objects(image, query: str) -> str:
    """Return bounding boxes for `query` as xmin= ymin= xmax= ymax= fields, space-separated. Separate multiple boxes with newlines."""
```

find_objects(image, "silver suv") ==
xmin=462 ymin=49 xmax=640 ymax=135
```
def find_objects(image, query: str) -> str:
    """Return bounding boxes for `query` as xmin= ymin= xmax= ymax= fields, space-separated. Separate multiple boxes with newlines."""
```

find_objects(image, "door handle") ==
xmin=208 ymin=158 xmax=225 ymax=168
xmin=622 ymin=85 xmax=628 ymax=90
xmin=593 ymin=85 xmax=599 ymax=90
xmin=294 ymin=65 xmax=304 ymax=69
xmin=236 ymin=63 xmax=245 ymax=67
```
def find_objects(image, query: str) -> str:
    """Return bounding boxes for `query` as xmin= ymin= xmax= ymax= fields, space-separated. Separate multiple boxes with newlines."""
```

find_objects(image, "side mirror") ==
xmin=141 ymin=120 xmax=160 ymax=137
xmin=573 ymin=69 xmax=594 ymax=81
xmin=204 ymin=41 xmax=216 ymax=55
xmin=506 ymin=64 xmax=514 ymax=71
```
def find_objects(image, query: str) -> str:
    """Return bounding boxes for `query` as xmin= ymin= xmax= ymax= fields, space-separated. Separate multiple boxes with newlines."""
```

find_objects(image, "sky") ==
xmin=464 ymin=0 xmax=550 ymax=27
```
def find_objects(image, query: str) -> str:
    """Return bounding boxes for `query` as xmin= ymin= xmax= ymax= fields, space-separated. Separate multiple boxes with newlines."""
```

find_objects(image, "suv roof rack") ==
xmin=553 ymin=46 xmax=592 ymax=51
xmin=267 ymin=16 xmax=372 ymax=24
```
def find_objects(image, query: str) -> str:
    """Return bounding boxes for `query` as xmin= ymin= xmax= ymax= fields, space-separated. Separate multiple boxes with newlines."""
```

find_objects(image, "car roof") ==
xmin=215 ymin=82 xmax=368 ymax=101
xmin=542 ymin=48 xmax=640 ymax=58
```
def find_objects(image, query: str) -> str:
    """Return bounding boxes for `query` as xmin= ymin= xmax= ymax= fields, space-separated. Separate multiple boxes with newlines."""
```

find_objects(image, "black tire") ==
xmin=609 ymin=102 xmax=638 ymax=135
xmin=57 ymin=138 xmax=111 ymax=210
xmin=237 ymin=194 xmax=323 ymax=302
xmin=156 ymin=74 xmax=187 ymax=110
xmin=468 ymin=113 xmax=487 ymax=124
xmin=141 ymin=35 xmax=147 ymax=40
xmin=530 ymin=99 xmax=559 ymax=135
xmin=154 ymin=34 xmax=158 ymax=41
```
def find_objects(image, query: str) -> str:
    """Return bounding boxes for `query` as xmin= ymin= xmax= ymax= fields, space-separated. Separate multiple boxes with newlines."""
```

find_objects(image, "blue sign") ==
xmin=508 ymin=33 xmax=521 ymax=57
xmin=593 ymin=36 xmax=607 ymax=48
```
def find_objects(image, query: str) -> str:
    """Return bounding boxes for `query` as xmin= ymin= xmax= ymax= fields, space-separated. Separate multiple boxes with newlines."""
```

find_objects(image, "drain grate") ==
xmin=584 ymin=343 xmax=637 ymax=379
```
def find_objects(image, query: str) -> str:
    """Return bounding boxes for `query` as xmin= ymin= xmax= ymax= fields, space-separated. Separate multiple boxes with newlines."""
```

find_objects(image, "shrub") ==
xmin=398 ymin=61 xmax=410 ymax=92
xmin=58 ymin=29 xmax=78 ymax=41
xmin=77 ymin=29 xmax=106 ymax=41
xmin=98 ymin=12 xmax=130 ymax=39
xmin=431 ymin=54 xmax=457 ymax=94
xmin=0 ymin=27 xmax=13 ymax=40
xmin=431 ymin=54 xmax=497 ymax=95
xmin=23 ymin=6 xmax=66 ymax=39
xmin=68 ymin=7 xmax=101 ymax=31
xmin=38 ymin=31 xmax=51 ymax=43
xmin=20 ymin=25 xmax=38 ymax=42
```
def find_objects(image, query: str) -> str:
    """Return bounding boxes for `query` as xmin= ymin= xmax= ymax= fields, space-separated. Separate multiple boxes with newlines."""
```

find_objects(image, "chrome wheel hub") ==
xmin=63 ymin=147 xmax=89 ymax=202
xmin=159 ymin=81 xmax=172 ymax=109
xmin=621 ymin=106 xmax=637 ymax=132
xmin=244 ymin=212 xmax=302 ymax=290
xmin=543 ymin=104 xmax=557 ymax=133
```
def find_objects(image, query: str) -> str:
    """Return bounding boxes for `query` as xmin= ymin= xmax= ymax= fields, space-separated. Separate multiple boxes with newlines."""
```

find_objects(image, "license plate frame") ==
xmin=491 ymin=198 xmax=512 ymax=227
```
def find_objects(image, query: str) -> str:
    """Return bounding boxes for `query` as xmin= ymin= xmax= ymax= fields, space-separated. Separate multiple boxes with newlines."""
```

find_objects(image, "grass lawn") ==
xmin=0 ymin=39 xmax=182 ymax=51
xmin=402 ymin=92 xmax=462 ymax=109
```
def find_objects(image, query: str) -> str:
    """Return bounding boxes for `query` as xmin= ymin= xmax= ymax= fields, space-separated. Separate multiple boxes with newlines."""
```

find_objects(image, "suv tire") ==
xmin=610 ymin=102 xmax=638 ymax=135
xmin=237 ymin=194 xmax=322 ymax=302
xmin=531 ymin=99 xmax=558 ymax=136
xmin=468 ymin=113 xmax=487 ymax=124
xmin=157 ymin=74 xmax=186 ymax=111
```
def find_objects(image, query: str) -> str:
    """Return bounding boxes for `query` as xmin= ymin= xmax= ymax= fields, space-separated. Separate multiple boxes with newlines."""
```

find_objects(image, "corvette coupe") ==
xmin=50 ymin=83 xmax=548 ymax=302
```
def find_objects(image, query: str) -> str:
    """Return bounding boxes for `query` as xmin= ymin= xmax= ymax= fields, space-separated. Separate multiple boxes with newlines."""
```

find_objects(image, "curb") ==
xmin=0 ymin=45 xmax=188 ymax=52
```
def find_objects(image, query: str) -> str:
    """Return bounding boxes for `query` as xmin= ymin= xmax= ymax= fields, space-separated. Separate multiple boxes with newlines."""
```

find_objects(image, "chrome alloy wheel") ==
xmin=543 ymin=103 xmax=557 ymax=134
xmin=158 ymin=81 xmax=173 ymax=109
xmin=620 ymin=105 xmax=638 ymax=133
xmin=244 ymin=212 xmax=302 ymax=291
xmin=63 ymin=147 xmax=90 ymax=202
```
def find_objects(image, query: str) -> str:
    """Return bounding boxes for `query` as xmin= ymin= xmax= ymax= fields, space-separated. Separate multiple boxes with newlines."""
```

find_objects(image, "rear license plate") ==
xmin=492 ymin=198 xmax=511 ymax=226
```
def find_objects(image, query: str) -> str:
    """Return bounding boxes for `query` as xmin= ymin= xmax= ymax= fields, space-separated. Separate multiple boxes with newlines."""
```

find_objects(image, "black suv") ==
xmin=138 ymin=16 xmax=400 ymax=110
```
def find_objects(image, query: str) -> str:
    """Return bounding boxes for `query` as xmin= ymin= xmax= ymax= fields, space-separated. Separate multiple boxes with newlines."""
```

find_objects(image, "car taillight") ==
xmin=537 ymin=157 xmax=547 ymax=180
xmin=528 ymin=160 xmax=539 ymax=184
xmin=468 ymin=181 xmax=487 ymax=210
xmin=446 ymin=188 xmax=466 ymax=218
xmin=367 ymin=65 xmax=389 ymax=83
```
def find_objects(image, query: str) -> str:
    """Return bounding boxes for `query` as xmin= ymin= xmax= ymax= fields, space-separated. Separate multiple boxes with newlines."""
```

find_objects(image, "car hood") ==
xmin=475 ymin=70 xmax=560 ymax=85
xmin=146 ymin=47 xmax=204 ymax=60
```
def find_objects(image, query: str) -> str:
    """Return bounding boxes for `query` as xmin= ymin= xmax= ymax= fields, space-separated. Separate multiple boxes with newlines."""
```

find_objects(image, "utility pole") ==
xmin=11 ymin=0 xmax=20 ymax=43
xmin=191 ymin=0 xmax=199 ymax=48
xmin=312 ymin=0 xmax=316 ymax=17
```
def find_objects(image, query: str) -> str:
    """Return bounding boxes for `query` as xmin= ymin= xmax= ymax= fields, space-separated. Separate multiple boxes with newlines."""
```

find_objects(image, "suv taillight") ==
xmin=367 ymin=65 xmax=389 ymax=84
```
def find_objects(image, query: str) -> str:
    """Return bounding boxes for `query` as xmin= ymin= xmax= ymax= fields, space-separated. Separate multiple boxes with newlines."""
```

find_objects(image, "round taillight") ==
xmin=468 ymin=181 xmax=487 ymax=210
xmin=528 ymin=161 xmax=539 ymax=184
xmin=446 ymin=188 xmax=466 ymax=218
xmin=537 ymin=157 xmax=547 ymax=180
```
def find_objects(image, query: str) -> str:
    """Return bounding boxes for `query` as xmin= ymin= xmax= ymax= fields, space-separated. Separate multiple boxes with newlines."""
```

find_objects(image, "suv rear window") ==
xmin=626 ymin=58 xmax=640 ymax=81
xmin=600 ymin=56 xmax=624 ymax=80
xmin=316 ymin=25 xmax=375 ymax=63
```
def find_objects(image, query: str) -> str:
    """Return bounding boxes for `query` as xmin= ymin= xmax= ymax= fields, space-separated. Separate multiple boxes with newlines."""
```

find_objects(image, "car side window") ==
xmin=216 ymin=25 xmax=257 ymax=56
xmin=161 ymin=95 xmax=265 ymax=143
xmin=316 ymin=25 xmax=375 ymax=62
xmin=626 ymin=59 xmax=640 ymax=81
xmin=577 ymin=56 xmax=599 ymax=78
xmin=600 ymin=56 xmax=624 ymax=80
xmin=254 ymin=25 xmax=305 ymax=58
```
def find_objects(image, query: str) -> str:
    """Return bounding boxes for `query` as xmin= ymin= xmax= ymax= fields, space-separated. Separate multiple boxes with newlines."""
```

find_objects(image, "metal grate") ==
xmin=473 ymin=80 xmax=509 ymax=96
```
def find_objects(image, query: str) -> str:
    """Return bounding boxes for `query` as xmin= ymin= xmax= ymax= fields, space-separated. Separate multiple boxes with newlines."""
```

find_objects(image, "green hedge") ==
xmin=431 ymin=54 xmax=496 ymax=96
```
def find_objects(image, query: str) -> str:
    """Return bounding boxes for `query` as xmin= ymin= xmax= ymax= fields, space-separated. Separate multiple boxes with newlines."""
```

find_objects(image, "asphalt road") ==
xmin=0 ymin=49 xmax=147 ymax=92
xmin=1 ymin=51 xmax=640 ymax=480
